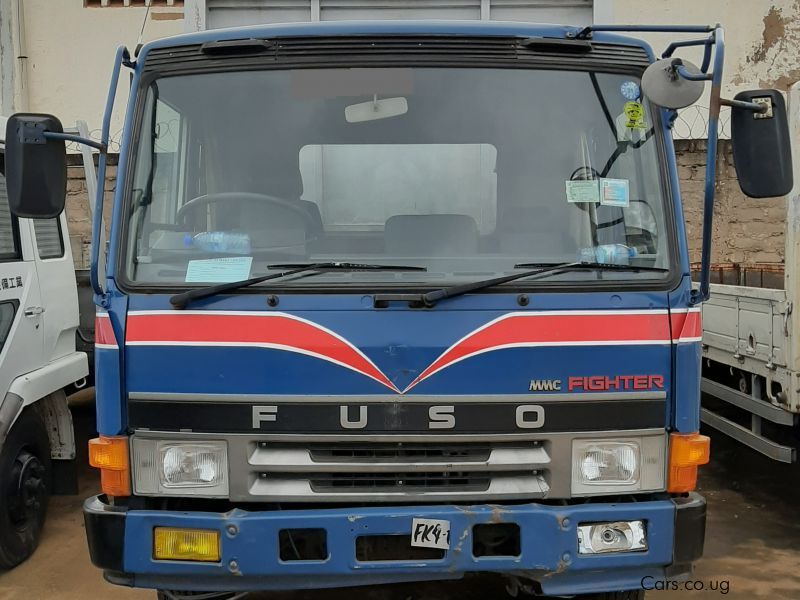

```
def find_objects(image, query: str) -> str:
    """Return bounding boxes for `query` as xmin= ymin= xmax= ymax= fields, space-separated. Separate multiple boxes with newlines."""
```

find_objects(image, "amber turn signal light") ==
xmin=667 ymin=432 xmax=710 ymax=493
xmin=88 ymin=435 xmax=131 ymax=497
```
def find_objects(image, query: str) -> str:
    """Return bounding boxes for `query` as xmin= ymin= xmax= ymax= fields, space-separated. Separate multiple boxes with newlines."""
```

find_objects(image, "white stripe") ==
xmin=95 ymin=343 xmax=118 ymax=349
xmin=127 ymin=308 xmax=671 ymax=317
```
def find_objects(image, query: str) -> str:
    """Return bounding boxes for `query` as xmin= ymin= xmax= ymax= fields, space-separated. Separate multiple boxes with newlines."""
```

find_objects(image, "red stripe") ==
xmin=126 ymin=313 xmax=397 ymax=391
xmin=95 ymin=315 xmax=117 ymax=347
xmin=681 ymin=311 xmax=702 ymax=339
xmin=669 ymin=310 xmax=702 ymax=340
xmin=408 ymin=312 xmax=671 ymax=390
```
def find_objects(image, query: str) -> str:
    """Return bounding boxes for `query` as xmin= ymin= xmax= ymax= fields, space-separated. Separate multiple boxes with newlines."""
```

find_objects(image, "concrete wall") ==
xmin=10 ymin=1 xmax=800 ymax=138
xmin=8 ymin=0 xmax=183 ymax=137
xmin=607 ymin=0 xmax=800 ymax=96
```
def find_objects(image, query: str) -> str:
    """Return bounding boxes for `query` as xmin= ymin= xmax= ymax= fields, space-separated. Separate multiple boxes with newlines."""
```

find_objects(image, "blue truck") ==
xmin=3 ymin=17 xmax=793 ymax=600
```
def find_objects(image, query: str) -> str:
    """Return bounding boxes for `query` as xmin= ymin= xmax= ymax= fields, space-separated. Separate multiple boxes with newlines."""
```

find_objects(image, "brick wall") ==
xmin=677 ymin=139 xmax=786 ymax=265
xmin=65 ymin=158 xmax=116 ymax=269
xmin=63 ymin=144 xmax=788 ymax=269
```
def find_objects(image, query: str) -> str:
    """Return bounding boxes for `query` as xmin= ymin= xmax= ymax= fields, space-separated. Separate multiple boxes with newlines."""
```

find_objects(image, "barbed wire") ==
xmin=65 ymin=128 xmax=124 ymax=154
xmin=670 ymin=105 xmax=731 ymax=140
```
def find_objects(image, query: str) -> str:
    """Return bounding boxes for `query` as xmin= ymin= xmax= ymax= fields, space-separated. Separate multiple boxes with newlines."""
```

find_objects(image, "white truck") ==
xmin=698 ymin=83 xmax=800 ymax=462
xmin=0 ymin=116 xmax=88 ymax=568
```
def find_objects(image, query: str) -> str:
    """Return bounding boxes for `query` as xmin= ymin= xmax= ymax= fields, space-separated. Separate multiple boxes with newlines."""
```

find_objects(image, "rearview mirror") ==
xmin=345 ymin=97 xmax=408 ymax=123
xmin=5 ymin=113 xmax=67 ymax=218
xmin=731 ymin=90 xmax=793 ymax=198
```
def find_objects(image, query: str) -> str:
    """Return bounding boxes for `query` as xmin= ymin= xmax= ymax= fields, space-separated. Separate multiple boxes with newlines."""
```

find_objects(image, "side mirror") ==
xmin=731 ymin=90 xmax=793 ymax=198
xmin=5 ymin=113 xmax=67 ymax=218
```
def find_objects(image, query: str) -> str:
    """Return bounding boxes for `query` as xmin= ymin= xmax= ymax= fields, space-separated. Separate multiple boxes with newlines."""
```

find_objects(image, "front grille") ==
xmin=247 ymin=440 xmax=550 ymax=501
xmin=309 ymin=470 xmax=492 ymax=492
xmin=143 ymin=36 xmax=650 ymax=74
xmin=308 ymin=443 xmax=491 ymax=463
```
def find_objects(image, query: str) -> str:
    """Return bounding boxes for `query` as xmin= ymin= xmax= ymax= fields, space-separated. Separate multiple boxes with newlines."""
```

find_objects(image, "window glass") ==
xmin=0 ymin=165 xmax=20 ymax=261
xmin=124 ymin=68 xmax=672 ymax=287
xmin=299 ymin=144 xmax=497 ymax=233
xmin=33 ymin=218 xmax=65 ymax=259
xmin=0 ymin=301 xmax=15 ymax=353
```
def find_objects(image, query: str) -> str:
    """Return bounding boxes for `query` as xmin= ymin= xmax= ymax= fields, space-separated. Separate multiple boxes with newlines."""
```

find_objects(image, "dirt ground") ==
xmin=0 ymin=398 xmax=798 ymax=600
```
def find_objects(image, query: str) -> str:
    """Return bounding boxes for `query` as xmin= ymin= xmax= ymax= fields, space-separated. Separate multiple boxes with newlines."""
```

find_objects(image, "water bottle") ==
xmin=578 ymin=244 xmax=637 ymax=265
xmin=185 ymin=232 xmax=251 ymax=255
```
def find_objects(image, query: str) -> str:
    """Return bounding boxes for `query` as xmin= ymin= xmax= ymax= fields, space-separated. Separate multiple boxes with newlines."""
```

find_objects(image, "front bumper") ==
xmin=84 ymin=493 xmax=706 ymax=595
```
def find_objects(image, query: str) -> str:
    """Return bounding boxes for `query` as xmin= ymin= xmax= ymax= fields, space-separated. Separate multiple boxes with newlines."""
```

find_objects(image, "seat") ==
xmin=497 ymin=205 xmax=573 ymax=259
xmin=384 ymin=214 xmax=479 ymax=257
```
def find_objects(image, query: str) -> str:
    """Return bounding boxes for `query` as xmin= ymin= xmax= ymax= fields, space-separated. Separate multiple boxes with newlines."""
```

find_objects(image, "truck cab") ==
xmin=4 ymin=19 xmax=792 ymax=599
xmin=0 ymin=117 xmax=88 ymax=568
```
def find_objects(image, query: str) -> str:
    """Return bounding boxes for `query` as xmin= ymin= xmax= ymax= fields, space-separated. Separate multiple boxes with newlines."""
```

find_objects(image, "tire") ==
xmin=0 ymin=408 xmax=51 ymax=569
xmin=580 ymin=592 xmax=645 ymax=600
xmin=157 ymin=592 xmax=240 ymax=600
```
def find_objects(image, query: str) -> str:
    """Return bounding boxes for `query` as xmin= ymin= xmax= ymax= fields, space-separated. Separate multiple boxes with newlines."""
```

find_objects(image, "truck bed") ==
xmin=693 ymin=262 xmax=785 ymax=289
xmin=694 ymin=263 xmax=797 ymax=462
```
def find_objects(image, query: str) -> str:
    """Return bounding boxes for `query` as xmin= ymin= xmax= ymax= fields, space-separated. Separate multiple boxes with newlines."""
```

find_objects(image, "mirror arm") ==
xmin=90 ymin=45 xmax=129 ymax=303
xmin=674 ymin=62 xmax=713 ymax=82
xmin=691 ymin=25 xmax=725 ymax=306
xmin=42 ymin=132 xmax=108 ymax=153
xmin=719 ymin=97 xmax=768 ymax=113
xmin=661 ymin=37 xmax=713 ymax=74
xmin=700 ymin=38 xmax=713 ymax=73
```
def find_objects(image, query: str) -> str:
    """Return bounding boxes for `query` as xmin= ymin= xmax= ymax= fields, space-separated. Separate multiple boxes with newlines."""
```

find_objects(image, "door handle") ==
xmin=24 ymin=306 xmax=44 ymax=317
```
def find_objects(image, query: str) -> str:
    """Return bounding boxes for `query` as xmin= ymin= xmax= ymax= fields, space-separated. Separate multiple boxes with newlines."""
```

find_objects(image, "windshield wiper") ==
xmin=419 ymin=262 xmax=581 ymax=307
xmin=515 ymin=261 xmax=669 ymax=273
xmin=416 ymin=261 xmax=669 ymax=307
xmin=268 ymin=262 xmax=426 ymax=272
xmin=170 ymin=262 xmax=426 ymax=309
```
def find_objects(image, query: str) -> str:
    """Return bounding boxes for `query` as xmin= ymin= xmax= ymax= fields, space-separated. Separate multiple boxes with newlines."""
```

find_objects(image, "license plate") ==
xmin=411 ymin=518 xmax=451 ymax=550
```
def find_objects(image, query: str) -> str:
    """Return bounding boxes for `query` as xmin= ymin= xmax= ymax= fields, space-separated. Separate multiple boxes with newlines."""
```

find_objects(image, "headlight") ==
xmin=571 ymin=436 xmax=665 ymax=496
xmin=132 ymin=438 xmax=229 ymax=497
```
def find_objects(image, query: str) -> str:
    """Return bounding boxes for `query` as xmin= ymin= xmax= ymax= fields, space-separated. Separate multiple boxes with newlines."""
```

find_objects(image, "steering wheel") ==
xmin=569 ymin=166 xmax=601 ymax=181
xmin=177 ymin=192 xmax=315 ymax=231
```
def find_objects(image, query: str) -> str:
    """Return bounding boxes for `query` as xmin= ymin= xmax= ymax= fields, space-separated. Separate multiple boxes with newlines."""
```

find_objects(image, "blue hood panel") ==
xmin=120 ymin=293 xmax=692 ymax=398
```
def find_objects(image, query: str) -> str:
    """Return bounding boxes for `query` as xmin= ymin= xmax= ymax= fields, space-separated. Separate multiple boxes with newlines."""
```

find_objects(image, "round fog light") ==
xmin=577 ymin=520 xmax=647 ymax=554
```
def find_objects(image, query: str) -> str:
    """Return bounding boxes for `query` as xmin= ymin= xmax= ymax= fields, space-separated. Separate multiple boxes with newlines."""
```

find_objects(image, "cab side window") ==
xmin=0 ymin=156 xmax=21 ymax=261
xmin=32 ymin=218 xmax=65 ymax=259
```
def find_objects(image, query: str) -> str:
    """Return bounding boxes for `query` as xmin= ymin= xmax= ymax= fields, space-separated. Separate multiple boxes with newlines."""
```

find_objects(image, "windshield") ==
xmin=124 ymin=66 xmax=673 ymax=288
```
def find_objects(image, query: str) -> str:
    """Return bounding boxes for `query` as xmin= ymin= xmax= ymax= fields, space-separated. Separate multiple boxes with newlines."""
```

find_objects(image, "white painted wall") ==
xmin=3 ymin=0 xmax=799 ymax=143
xmin=602 ymin=0 xmax=800 ymax=138
xmin=609 ymin=0 xmax=800 ymax=96
xmin=16 ymin=0 xmax=184 ymax=143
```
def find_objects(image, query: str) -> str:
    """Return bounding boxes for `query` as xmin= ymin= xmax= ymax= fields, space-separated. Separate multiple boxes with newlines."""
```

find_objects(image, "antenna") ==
xmin=136 ymin=0 xmax=152 ymax=50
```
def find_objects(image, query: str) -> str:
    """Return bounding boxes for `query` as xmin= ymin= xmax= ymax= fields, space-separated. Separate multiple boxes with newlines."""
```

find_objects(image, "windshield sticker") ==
xmin=620 ymin=80 xmax=641 ymax=101
xmin=600 ymin=178 xmax=630 ymax=208
xmin=185 ymin=256 xmax=253 ymax=283
xmin=623 ymin=101 xmax=647 ymax=130
xmin=565 ymin=179 xmax=600 ymax=203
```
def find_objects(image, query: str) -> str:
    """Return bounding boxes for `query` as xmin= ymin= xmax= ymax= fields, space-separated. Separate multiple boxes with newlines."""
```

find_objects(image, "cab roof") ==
xmin=138 ymin=20 xmax=654 ymax=63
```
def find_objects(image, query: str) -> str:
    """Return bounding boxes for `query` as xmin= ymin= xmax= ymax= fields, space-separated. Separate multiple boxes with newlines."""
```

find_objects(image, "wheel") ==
xmin=579 ymin=591 xmax=645 ymax=600
xmin=0 ymin=408 xmax=51 ymax=569
xmin=156 ymin=592 xmax=240 ymax=600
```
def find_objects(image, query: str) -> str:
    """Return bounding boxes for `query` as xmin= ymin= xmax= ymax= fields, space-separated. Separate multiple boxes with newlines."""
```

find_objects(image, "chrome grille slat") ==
xmin=309 ymin=470 xmax=493 ymax=492
xmin=249 ymin=445 xmax=549 ymax=472
xmin=246 ymin=440 xmax=550 ymax=501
